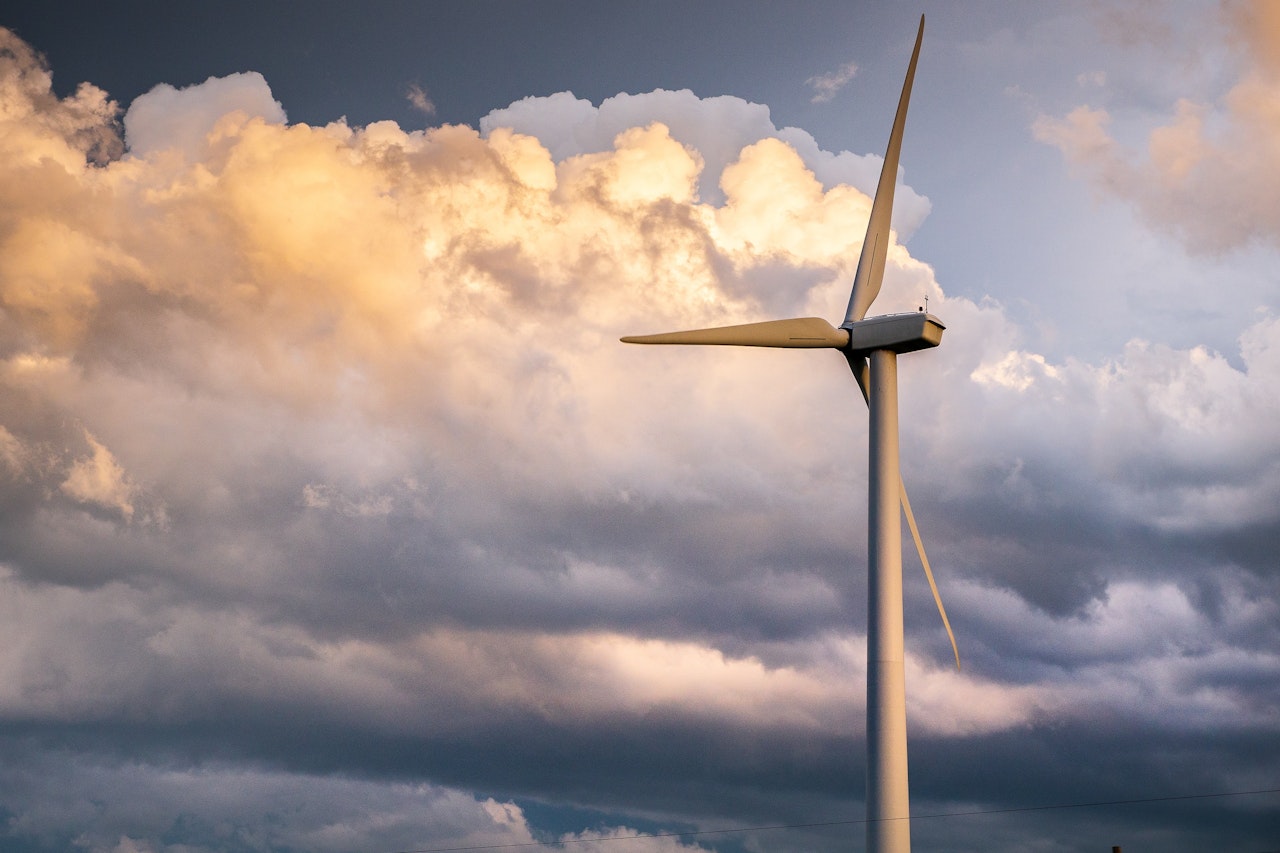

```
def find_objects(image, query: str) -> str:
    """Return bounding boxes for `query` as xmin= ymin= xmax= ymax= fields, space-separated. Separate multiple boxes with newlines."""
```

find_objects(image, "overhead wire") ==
xmin=391 ymin=785 xmax=1280 ymax=853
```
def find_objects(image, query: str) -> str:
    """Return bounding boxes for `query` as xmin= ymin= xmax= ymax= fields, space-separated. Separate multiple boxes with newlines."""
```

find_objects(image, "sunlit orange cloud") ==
xmin=0 ymin=26 xmax=954 ymax=526
xmin=0 ymin=25 xmax=955 ymax=737
xmin=1034 ymin=0 xmax=1280 ymax=252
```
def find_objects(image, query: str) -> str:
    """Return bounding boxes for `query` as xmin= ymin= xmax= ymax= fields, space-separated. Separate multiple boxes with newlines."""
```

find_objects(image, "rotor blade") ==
xmin=622 ymin=317 xmax=850 ymax=348
xmin=842 ymin=15 xmax=924 ymax=326
xmin=844 ymin=351 xmax=960 ymax=670
xmin=901 ymin=479 xmax=960 ymax=669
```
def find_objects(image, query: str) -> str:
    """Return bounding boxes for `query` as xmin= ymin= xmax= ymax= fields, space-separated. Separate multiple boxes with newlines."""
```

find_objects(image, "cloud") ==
xmin=123 ymin=71 xmax=285 ymax=158
xmin=407 ymin=82 xmax=436 ymax=116
xmin=59 ymin=431 xmax=138 ymax=521
xmin=0 ymin=28 xmax=122 ymax=166
xmin=1 ymin=21 xmax=1279 ymax=853
xmin=1034 ymin=0 xmax=1280 ymax=252
xmin=806 ymin=61 xmax=858 ymax=103
xmin=480 ymin=88 xmax=931 ymax=236
xmin=0 ymin=747 xmax=716 ymax=853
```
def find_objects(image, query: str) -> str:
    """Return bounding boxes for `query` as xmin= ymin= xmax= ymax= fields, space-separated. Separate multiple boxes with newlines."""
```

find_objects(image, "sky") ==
xmin=1 ymin=1 xmax=1279 ymax=852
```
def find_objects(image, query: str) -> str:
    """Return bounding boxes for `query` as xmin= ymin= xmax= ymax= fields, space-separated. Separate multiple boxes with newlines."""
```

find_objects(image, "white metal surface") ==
xmin=621 ymin=316 xmax=850 ymax=348
xmin=866 ymin=350 xmax=911 ymax=853
xmin=842 ymin=19 xmax=925 ymax=326
xmin=845 ymin=313 xmax=944 ymax=355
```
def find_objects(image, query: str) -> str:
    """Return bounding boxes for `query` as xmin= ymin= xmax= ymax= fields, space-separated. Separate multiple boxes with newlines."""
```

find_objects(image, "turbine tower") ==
xmin=621 ymin=16 xmax=953 ymax=853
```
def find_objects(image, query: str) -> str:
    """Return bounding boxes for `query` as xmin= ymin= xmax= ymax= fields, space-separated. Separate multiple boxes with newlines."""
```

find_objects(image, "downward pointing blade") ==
xmin=621 ymin=317 xmax=850 ymax=348
xmin=842 ymin=15 xmax=925 ymax=327
xmin=901 ymin=483 xmax=959 ymax=670
xmin=847 ymin=352 xmax=960 ymax=670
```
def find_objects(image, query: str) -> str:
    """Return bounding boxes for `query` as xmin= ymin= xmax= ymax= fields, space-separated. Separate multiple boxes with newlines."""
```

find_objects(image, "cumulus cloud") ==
xmin=1 ymin=21 xmax=1279 ymax=853
xmin=1034 ymin=0 xmax=1280 ymax=252
xmin=123 ymin=70 xmax=285 ymax=158
xmin=0 ymin=28 xmax=121 ymax=165
xmin=480 ymin=88 xmax=931 ymax=235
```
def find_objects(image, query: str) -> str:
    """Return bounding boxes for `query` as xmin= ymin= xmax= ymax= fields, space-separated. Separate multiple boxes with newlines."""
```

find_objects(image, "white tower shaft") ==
xmin=866 ymin=349 xmax=910 ymax=853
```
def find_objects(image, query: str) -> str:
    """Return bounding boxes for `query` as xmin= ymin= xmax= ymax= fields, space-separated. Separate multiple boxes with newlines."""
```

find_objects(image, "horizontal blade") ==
xmin=622 ymin=317 xmax=850 ymax=348
xmin=845 ymin=351 xmax=960 ymax=670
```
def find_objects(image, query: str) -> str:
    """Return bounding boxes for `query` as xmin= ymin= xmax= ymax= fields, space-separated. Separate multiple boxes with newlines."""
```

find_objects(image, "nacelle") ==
xmin=842 ymin=312 xmax=944 ymax=355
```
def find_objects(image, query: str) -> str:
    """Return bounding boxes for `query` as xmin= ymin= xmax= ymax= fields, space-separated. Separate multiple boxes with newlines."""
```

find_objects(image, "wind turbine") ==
xmin=622 ymin=16 xmax=952 ymax=853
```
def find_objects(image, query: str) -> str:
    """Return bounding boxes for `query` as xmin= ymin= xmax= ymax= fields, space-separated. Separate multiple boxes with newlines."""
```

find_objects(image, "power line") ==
xmin=392 ymin=786 xmax=1280 ymax=853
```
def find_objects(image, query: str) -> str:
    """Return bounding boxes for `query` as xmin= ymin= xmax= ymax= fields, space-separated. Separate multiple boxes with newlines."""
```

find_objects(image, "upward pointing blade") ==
xmin=842 ymin=15 xmax=925 ymax=327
